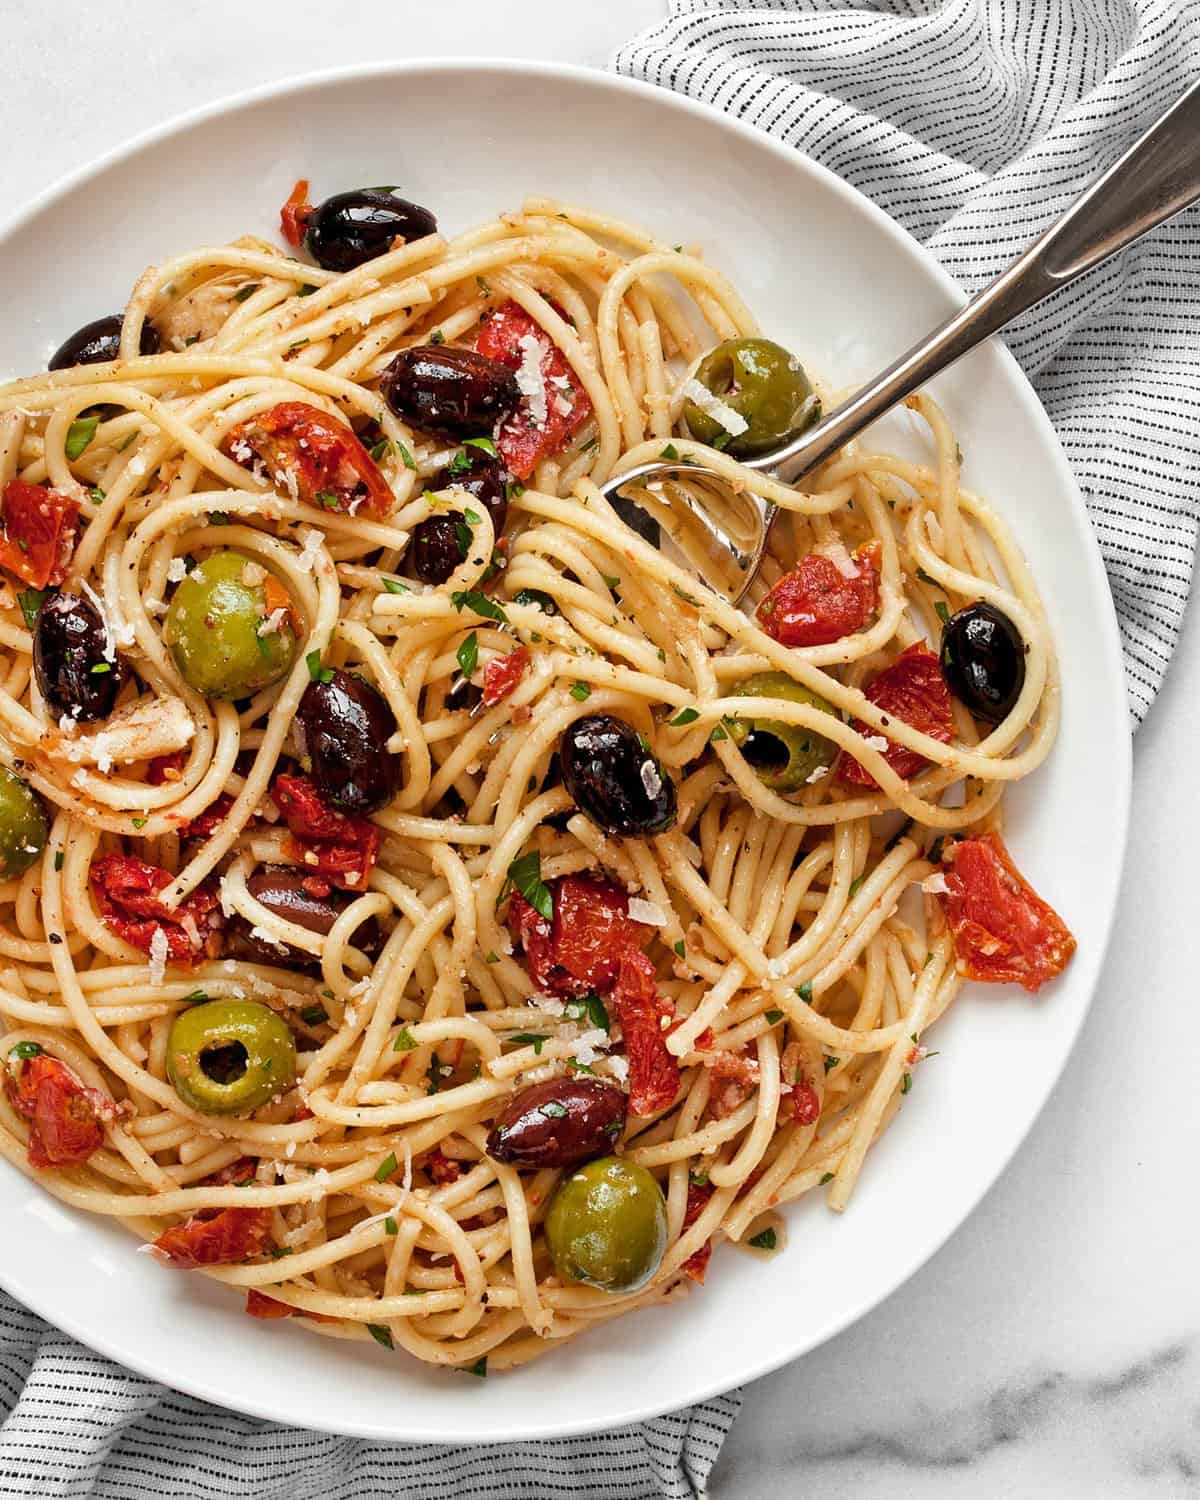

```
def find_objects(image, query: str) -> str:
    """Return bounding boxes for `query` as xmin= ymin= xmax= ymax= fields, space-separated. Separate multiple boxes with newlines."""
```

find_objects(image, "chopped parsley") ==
xmin=484 ymin=950 xmax=500 ymax=964
xmin=454 ymin=519 xmax=472 ymax=558
xmin=456 ymin=631 xmax=478 ymax=678
xmin=748 ymin=1227 xmax=777 ymax=1252
xmin=506 ymin=850 xmax=553 ymax=922
xmin=131 ymin=817 xmax=148 ymax=830
xmin=934 ymin=599 xmax=951 ymax=626
xmin=848 ymin=875 xmax=866 ymax=899
xmin=577 ymin=435 xmax=599 ymax=453
xmin=429 ymin=329 xmax=445 ymax=345
xmin=464 ymin=436 xmax=497 ymax=457
xmin=765 ymin=1009 xmax=784 ymax=1025
xmin=381 ymin=577 xmax=410 ymax=594
xmin=914 ymin=565 xmax=939 ymax=588
xmin=300 ymin=1005 xmax=329 ymax=1027
xmin=367 ymin=1324 xmax=394 ymax=1349
xmin=9 ymin=1041 xmax=43 ymax=1060
xmin=467 ymin=1356 xmax=487 ymax=1378
xmin=375 ymin=1152 xmax=398 ymax=1182
xmin=305 ymin=649 xmax=333 ymax=684
xmin=673 ymin=940 xmax=686 ymax=959
xmin=510 ymin=1033 xmax=547 ymax=1055
xmin=512 ymin=588 xmax=556 ymax=615
xmin=505 ymin=479 xmax=525 ymax=502
xmin=823 ymin=1056 xmax=840 ymax=1073
xmin=569 ymin=681 xmax=591 ymax=702
xmin=233 ymin=283 xmax=260 ymax=303
xmin=393 ymin=1028 xmax=417 ymax=1052
xmin=900 ymin=1072 xmax=912 ymax=1095
xmin=566 ymin=1057 xmax=597 ymax=1075
xmin=65 ymin=416 xmax=99 ymax=461
xmin=796 ymin=982 xmax=813 ymax=1004
xmin=53 ymin=851 xmax=64 ymax=872
xmin=670 ymin=707 xmax=699 ymax=727
xmin=17 ymin=590 xmax=44 ymax=630
xmin=541 ymin=1100 xmax=569 ymax=1119
xmin=660 ymin=443 xmax=679 ymax=460
xmin=819 ymin=1172 xmax=835 ymax=1186
xmin=385 ymin=1217 xmax=398 ymax=1236
xmin=450 ymin=590 xmax=507 ymax=624
xmin=565 ymin=992 xmax=609 ymax=1032
xmin=89 ymin=662 xmax=113 ymax=675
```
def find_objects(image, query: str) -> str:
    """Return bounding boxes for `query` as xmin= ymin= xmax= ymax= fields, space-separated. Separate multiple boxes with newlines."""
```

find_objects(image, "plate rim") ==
xmin=0 ymin=56 xmax=1132 ymax=1439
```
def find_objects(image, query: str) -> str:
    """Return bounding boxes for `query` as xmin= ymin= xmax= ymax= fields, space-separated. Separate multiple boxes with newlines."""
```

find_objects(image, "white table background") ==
xmin=8 ymin=2 xmax=1199 ymax=1495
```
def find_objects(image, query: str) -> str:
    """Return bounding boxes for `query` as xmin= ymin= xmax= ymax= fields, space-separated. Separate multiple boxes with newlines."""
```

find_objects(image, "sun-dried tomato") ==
xmin=475 ymin=303 xmax=591 ymax=479
xmin=426 ymin=1147 xmax=462 ymax=1185
xmin=245 ymin=1289 xmax=339 ymax=1323
xmin=204 ymin=1157 xmax=257 ymax=1187
xmin=89 ymin=855 xmax=221 ymax=966
xmin=151 ymin=1206 xmax=272 ymax=1268
xmin=937 ymin=832 xmax=1076 ymax=993
xmin=757 ymin=541 xmax=881 ymax=647
xmin=680 ymin=1179 xmax=715 ymax=1283
xmin=508 ymin=874 xmax=645 ymax=999
xmin=0 ymin=481 xmax=81 ymax=590
xmin=279 ymin=178 xmax=312 ymax=249
xmin=703 ymin=1047 xmax=760 ymax=1121
xmin=147 ymin=752 xmax=187 ymax=785
xmin=274 ymin=774 xmax=380 ymax=893
xmin=840 ymin=642 xmax=955 ymax=788
xmin=482 ymin=645 xmax=530 ymax=708
xmin=4 ymin=1051 xmax=115 ymax=1168
xmin=182 ymin=793 xmax=234 ymax=839
xmin=226 ymin=401 xmax=393 ymax=517
xmin=780 ymin=1042 xmax=820 ymax=1126
xmin=612 ymin=948 xmax=679 ymax=1117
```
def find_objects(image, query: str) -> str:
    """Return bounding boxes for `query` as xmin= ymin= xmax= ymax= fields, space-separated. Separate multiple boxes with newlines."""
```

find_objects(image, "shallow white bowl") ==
xmin=0 ymin=59 xmax=1129 ymax=1441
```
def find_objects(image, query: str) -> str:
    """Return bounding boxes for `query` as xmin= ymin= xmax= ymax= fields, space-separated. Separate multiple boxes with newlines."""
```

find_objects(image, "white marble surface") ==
xmin=8 ymin=2 xmax=1199 ymax=1494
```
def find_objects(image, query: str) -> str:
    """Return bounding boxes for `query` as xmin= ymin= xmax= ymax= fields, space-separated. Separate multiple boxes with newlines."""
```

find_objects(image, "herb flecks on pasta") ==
xmin=0 ymin=183 xmax=1073 ymax=1372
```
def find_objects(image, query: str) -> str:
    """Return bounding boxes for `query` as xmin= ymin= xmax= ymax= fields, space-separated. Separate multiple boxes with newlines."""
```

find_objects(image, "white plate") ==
xmin=0 ymin=60 xmax=1130 ymax=1441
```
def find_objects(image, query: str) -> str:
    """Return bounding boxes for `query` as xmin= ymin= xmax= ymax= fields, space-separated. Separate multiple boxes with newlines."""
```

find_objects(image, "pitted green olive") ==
xmin=726 ymin=672 xmax=838 ymax=791
xmin=165 ymin=551 xmax=298 ymax=699
xmin=0 ymin=768 xmax=46 ymax=878
xmin=167 ymin=998 xmax=296 ymax=1115
xmin=683 ymin=338 xmax=819 ymax=458
xmin=544 ymin=1156 xmax=667 ymax=1293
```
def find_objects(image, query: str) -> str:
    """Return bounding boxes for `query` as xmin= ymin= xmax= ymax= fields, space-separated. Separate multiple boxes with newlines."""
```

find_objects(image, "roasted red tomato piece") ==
xmin=482 ymin=645 xmax=530 ymax=708
xmin=475 ymin=303 xmax=592 ymax=479
xmin=840 ymin=642 xmax=955 ymax=788
xmin=4 ymin=1050 xmax=115 ymax=1168
xmin=508 ymin=874 xmax=645 ymax=999
xmin=205 ymin=1156 xmax=257 ymax=1187
xmin=274 ymin=773 xmax=380 ymax=893
xmin=181 ymin=793 xmax=235 ymax=839
xmin=225 ymin=401 xmax=393 ymax=518
xmin=757 ymin=540 xmax=881 ymax=648
xmin=245 ymin=1289 xmax=340 ymax=1323
xmin=936 ymin=831 xmax=1076 ymax=992
xmin=681 ymin=1179 xmax=715 ymax=1283
xmin=90 ymin=855 xmax=221 ymax=965
xmin=147 ymin=751 xmax=188 ymax=786
xmin=0 ymin=481 xmax=82 ymax=590
xmin=612 ymin=948 xmax=679 ymax=1117
xmin=426 ymin=1146 xmax=462 ymax=1185
xmin=151 ymin=1205 xmax=273 ymax=1268
xmin=280 ymin=178 xmax=313 ymax=249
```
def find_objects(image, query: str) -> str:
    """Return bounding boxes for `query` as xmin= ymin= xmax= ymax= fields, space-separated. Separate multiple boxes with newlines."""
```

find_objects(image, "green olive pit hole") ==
xmin=200 ymin=1040 xmax=248 ymax=1086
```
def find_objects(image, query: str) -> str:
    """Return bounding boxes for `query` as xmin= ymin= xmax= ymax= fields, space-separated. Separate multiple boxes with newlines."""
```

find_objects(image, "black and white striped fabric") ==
xmin=616 ymin=0 xmax=1200 ymax=723
xmin=2 ymin=5 xmax=1197 ymax=1495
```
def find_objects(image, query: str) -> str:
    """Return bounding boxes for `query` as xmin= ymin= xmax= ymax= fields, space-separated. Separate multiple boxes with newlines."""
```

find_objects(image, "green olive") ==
xmin=726 ymin=672 xmax=839 ymax=791
xmin=683 ymin=337 xmax=819 ymax=458
xmin=0 ymin=768 xmax=46 ymax=879
xmin=164 ymin=551 xmax=298 ymax=699
xmin=167 ymin=998 xmax=297 ymax=1115
xmin=544 ymin=1156 xmax=667 ymax=1293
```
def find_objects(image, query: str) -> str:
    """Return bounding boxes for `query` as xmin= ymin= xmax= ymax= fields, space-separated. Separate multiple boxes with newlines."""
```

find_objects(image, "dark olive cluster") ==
xmin=303 ymin=188 xmax=437 ymax=272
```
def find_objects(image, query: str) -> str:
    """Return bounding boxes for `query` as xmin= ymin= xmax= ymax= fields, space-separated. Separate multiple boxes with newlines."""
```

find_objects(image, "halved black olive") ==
xmin=410 ymin=514 xmax=467 ymax=585
xmin=559 ymin=714 xmax=677 ymax=837
xmin=48 ymin=315 xmax=160 ymax=371
xmin=295 ymin=668 xmax=400 ymax=815
xmin=304 ymin=189 xmax=437 ymax=272
xmin=33 ymin=592 xmax=125 ymax=722
xmin=381 ymin=345 xmax=519 ymax=440
xmin=429 ymin=445 xmax=509 ymax=535
xmin=940 ymin=602 xmax=1025 ymax=724
xmin=223 ymin=867 xmax=383 ymax=971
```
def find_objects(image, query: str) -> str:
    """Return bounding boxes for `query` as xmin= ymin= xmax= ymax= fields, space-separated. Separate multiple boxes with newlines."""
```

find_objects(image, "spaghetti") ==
xmin=0 ymin=193 xmax=1072 ymax=1372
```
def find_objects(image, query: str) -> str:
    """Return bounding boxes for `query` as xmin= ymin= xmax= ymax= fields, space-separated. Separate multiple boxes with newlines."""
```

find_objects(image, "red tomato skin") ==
xmin=151 ymin=1206 xmax=273 ymax=1268
xmin=508 ymin=874 xmax=644 ymax=999
xmin=147 ymin=752 xmax=187 ymax=785
xmin=89 ymin=855 xmax=220 ymax=966
xmin=475 ymin=303 xmax=591 ymax=479
xmin=426 ymin=1147 xmax=462 ymax=1185
xmin=0 ymin=481 xmax=81 ymax=590
xmin=839 ymin=642 xmax=955 ymax=788
xmin=245 ymin=1289 xmax=339 ymax=1323
xmin=4 ymin=1054 xmax=112 ymax=1168
xmin=481 ymin=646 xmax=530 ymax=708
xmin=182 ymin=793 xmax=234 ymax=839
xmin=612 ymin=948 xmax=680 ymax=1117
xmin=225 ymin=401 xmax=392 ymax=518
xmin=937 ymin=832 xmax=1076 ymax=992
xmin=280 ymin=179 xmax=312 ymax=249
xmin=681 ymin=1179 xmax=715 ymax=1283
xmin=756 ymin=541 xmax=881 ymax=647
xmin=273 ymin=774 xmax=381 ymax=893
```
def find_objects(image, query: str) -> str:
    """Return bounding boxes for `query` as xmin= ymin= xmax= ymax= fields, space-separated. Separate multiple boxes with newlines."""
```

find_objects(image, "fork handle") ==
xmin=763 ymin=77 xmax=1200 ymax=486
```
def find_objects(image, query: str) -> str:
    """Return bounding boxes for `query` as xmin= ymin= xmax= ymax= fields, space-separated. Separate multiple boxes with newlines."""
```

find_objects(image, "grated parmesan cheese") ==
xmin=607 ymin=1054 xmax=629 ymax=1084
xmin=515 ymin=333 xmax=548 ymax=427
xmin=241 ymin=560 xmax=267 ymax=587
xmin=639 ymin=759 xmax=662 ymax=798
xmin=166 ymin=556 xmax=188 ymax=583
xmin=258 ymin=607 xmax=289 ymax=638
xmin=862 ymin=735 xmax=890 ymax=753
xmin=921 ymin=872 xmax=950 ymax=895
xmin=680 ymin=377 xmax=749 ymax=438
xmin=148 ymin=926 xmax=169 ymax=986
xmin=816 ymin=540 xmax=859 ymax=579
xmin=627 ymin=896 xmax=668 ymax=927
xmin=805 ymin=764 xmax=830 ymax=784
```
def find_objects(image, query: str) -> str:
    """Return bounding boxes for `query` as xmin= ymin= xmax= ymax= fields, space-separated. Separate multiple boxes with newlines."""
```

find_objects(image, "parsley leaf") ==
xmin=305 ymin=649 xmax=333 ymax=683
xmin=367 ymin=1324 xmax=394 ymax=1349
xmin=450 ymin=590 xmax=507 ymax=624
xmin=900 ymin=1071 xmax=912 ymax=1095
xmin=464 ymin=436 xmax=497 ymax=457
xmin=569 ymin=681 xmax=591 ymax=702
xmin=300 ymin=1005 xmax=328 ymax=1027
xmin=17 ymin=590 xmax=44 ymax=630
xmin=9 ymin=1041 xmax=43 ymax=1060
xmin=934 ymin=599 xmax=951 ymax=626
xmin=381 ymin=577 xmax=410 ymax=594
xmin=507 ymin=850 xmax=553 ymax=922
xmin=660 ymin=443 xmax=679 ymax=460
xmin=467 ymin=1356 xmax=487 ymax=1377
xmin=765 ymin=1009 xmax=784 ymax=1025
xmin=673 ymin=940 xmax=686 ymax=959
xmin=670 ymin=707 xmax=699 ymax=726
xmin=510 ymin=1033 xmax=547 ymax=1055
xmin=393 ymin=1028 xmax=417 ymax=1052
xmin=796 ymin=981 xmax=814 ymax=1004
xmin=233 ymin=283 xmax=260 ymax=303
xmin=375 ymin=1152 xmax=398 ymax=1182
xmin=65 ymin=416 xmax=99 ymax=461
xmin=748 ymin=1227 xmax=777 ymax=1251
xmin=456 ymin=631 xmax=478 ymax=678
xmin=512 ymin=588 xmax=556 ymax=615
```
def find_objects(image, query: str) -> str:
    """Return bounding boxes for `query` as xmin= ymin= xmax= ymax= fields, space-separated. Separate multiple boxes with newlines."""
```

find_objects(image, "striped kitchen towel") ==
xmin=615 ymin=0 xmax=1200 ymax=723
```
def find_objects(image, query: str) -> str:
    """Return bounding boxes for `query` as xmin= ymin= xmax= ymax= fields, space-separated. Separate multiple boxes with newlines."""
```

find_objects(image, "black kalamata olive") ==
xmin=304 ymin=189 xmax=437 ymax=272
xmin=33 ymin=593 xmax=125 ymax=723
xmin=610 ymin=493 xmax=662 ymax=549
xmin=410 ymin=513 xmax=471 ymax=585
xmin=296 ymin=668 xmax=400 ymax=815
xmin=48 ymin=314 xmax=160 ymax=371
xmin=940 ymin=602 xmax=1026 ymax=724
xmin=381 ymin=345 xmax=519 ymax=440
xmin=429 ymin=445 xmax=509 ymax=535
xmin=487 ymin=1078 xmax=627 ymax=1168
xmin=224 ymin=867 xmax=383 ymax=971
xmin=559 ymin=714 xmax=677 ymax=837
xmin=446 ymin=676 xmax=483 ymax=713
